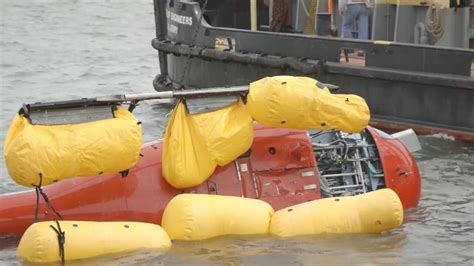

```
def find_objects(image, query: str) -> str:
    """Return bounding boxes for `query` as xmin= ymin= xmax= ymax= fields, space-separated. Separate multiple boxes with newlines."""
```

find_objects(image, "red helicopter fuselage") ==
xmin=0 ymin=125 xmax=420 ymax=236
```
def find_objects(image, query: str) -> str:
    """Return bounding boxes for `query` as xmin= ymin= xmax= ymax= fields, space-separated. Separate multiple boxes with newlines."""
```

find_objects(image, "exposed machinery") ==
xmin=312 ymin=129 xmax=386 ymax=197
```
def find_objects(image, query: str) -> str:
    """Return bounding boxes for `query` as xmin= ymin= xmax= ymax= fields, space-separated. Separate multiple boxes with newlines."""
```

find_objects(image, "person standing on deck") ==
xmin=338 ymin=0 xmax=371 ymax=39
xmin=265 ymin=0 xmax=291 ymax=32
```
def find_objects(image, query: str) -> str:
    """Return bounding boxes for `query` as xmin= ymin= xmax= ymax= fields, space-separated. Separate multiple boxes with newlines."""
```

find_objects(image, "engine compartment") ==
xmin=311 ymin=130 xmax=386 ymax=197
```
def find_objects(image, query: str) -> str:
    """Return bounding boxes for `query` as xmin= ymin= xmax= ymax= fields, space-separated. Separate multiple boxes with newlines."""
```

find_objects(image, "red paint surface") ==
xmin=0 ymin=126 xmax=320 ymax=236
xmin=0 ymin=125 xmax=420 ymax=236
xmin=367 ymin=127 xmax=421 ymax=208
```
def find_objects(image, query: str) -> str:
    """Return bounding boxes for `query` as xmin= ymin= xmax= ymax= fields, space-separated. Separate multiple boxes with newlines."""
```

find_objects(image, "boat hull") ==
xmin=152 ymin=1 xmax=474 ymax=141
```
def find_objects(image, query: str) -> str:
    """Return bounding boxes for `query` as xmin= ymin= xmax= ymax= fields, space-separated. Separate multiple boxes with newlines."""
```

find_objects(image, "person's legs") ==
xmin=342 ymin=5 xmax=357 ymax=38
xmin=356 ymin=5 xmax=369 ymax=39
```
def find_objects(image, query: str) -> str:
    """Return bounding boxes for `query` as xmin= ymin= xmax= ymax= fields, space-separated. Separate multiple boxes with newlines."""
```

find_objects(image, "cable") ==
xmin=313 ymin=139 xmax=349 ymax=175
xmin=33 ymin=173 xmax=62 ymax=222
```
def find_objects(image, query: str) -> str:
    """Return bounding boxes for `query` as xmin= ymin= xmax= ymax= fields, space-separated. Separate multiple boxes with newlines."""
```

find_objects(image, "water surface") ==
xmin=1 ymin=0 xmax=473 ymax=264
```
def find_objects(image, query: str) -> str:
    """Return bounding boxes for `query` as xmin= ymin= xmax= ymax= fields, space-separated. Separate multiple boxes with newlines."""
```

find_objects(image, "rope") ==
xmin=33 ymin=173 xmax=63 ymax=222
xmin=425 ymin=4 xmax=444 ymax=40
xmin=49 ymin=220 xmax=66 ymax=265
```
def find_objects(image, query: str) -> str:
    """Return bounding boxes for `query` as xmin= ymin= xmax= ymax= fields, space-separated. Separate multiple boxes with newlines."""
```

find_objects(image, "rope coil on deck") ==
xmin=425 ymin=4 xmax=444 ymax=40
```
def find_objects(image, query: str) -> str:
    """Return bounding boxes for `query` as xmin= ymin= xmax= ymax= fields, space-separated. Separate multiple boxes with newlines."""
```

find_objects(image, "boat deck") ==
xmin=340 ymin=52 xmax=474 ymax=78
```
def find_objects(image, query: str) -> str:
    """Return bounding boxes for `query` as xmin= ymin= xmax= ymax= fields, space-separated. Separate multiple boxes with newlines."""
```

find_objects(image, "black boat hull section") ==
xmin=152 ymin=0 xmax=474 ymax=140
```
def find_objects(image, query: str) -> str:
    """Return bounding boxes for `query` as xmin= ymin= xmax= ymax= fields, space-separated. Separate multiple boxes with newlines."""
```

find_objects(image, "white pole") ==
xmin=251 ymin=0 xmax=257 ymax=31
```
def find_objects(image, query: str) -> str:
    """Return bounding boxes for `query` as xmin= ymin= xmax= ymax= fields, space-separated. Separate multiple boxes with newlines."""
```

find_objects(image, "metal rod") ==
xmin=24 ymin=82 xmax=340 ymax=112
xmin=173 ymin=86 xmax=249 ymax=97
xmin=322 ymin=172 xmax=357 ymax=178
xmin=98 ymin=86 xmax=250 ymax=102
xmin=328 ymin=184 xmax=364 ymax=190
xmin=23 ymin=86 xmax=250 ymax=112
xmin=233 ymin=161 xmax=244 ymax=197
xmin=313 ymin=144 xmax=375 ymax=150
xmin=354 ymin=149 xmax=367 ymax=193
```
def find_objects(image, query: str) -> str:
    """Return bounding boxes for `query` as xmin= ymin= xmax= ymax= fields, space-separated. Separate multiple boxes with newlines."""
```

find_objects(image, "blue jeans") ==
xmin=342 ymin=4 xmax=369 ymax=39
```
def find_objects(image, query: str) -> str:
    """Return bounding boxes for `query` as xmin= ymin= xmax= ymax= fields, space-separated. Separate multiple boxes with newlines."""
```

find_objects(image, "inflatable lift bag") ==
xmin=3 ymin=106 xmax=142 ymax=187
xmin=247 ymin=76 xmax=370 ymax=133
xmin=270 ymin=189 xmax=404 ymax=237
xmin=162 ymin=101 xmax=253 ymax=189
xmin=162 ymin=194 xmax=274 ymax=240
xmin=17 ymin=221 xmax=171 ymax=263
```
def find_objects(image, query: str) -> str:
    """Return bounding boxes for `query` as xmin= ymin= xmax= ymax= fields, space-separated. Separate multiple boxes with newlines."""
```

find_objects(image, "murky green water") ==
xmin=1 ymin=0 xmax=473 ymax=264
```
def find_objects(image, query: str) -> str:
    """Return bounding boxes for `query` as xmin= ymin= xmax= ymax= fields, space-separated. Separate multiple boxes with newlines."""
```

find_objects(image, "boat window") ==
xmin=201 ymin=0 xmax=269 ymax=30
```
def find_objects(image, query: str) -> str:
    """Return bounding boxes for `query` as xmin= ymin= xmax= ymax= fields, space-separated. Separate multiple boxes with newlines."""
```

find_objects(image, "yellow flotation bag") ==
xmin=3 ymin=106 xmax=142 ymax=187
xmin=162 ymin=194 xmax=274 ymax=240
xmin=162 ymin=101 xmax=253 ymax=188
xmin=17 ymin=221 xmax=171 ymax=263
xmin=191 ymin=100 xmax=253 ymax=166
xmin=247 ymin=76 xmax=370 ymax=133
xmin=270 ymin=189 xmax=403 ymax=237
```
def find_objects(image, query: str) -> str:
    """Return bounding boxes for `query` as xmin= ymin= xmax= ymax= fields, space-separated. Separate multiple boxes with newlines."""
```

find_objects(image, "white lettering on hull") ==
xmin=168 ymin=24 xmax=178 ymax=34
xmin=166 ymin=9 xmax=193 ymax=26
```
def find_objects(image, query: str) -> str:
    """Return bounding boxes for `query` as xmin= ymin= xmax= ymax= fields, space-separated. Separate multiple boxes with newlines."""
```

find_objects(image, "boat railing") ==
xmin=153 ymin=0 xmax=474 ymax=82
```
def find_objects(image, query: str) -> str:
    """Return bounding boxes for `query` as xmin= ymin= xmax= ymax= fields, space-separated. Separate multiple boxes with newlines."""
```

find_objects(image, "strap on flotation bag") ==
xmin=33 ymin=173 xmax=62 ymax=222
xmin=49 ymin=220 xmax=66 ymax=265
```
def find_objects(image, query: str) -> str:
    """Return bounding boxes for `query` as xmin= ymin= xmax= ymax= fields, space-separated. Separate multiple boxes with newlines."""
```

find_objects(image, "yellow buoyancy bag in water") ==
xmin=247 ymin=76 xmax=370 ymax=133
xmin=3 ymin=106 xmax=142 ymax=187
xmin=17 ymin=221 xmax=171 ymax=263
xmin=270 ymin=189 xmax=403 ymax=237
xmin=162 ymin=101 xmax=253 ymax=188
xmin=162 ymin=194 xmax=274 ymax=240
